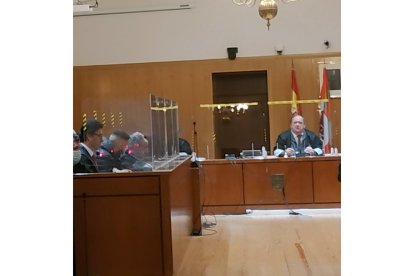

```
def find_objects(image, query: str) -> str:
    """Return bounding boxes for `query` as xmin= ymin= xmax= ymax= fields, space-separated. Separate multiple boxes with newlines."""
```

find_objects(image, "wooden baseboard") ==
xmin=201 ymin=203 xmax=341 ymax=215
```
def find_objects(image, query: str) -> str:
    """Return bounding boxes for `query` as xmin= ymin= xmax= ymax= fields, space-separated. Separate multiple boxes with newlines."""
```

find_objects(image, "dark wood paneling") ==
xmin=73 ymin=176 xmax=159 ymax=196
xmin=85 ymin=196 xmax=163 ymax=276
xmin=313 ymin=160 xmax=341 ymax=203
xmin=167 ymin=162 xmax=195 ymax=274
xmin=191 ymin=168 xmax=202 ymax=234
xmin=243 ymin=161 xmax=314 ymax=204
xmin=73 ymin=198 xmax=87 ymax=276
xmin=74 ymin=53 xmax=341 ymax=158
xmin=198 ymin=157 xmax=340 ymax=214
xmin=200 ymin=163 xmax=244 ymax=206
xmin=213 ymin=71 xmax=270 ymax=157
xmin=73 ymin=159 xmax=195 ymax=276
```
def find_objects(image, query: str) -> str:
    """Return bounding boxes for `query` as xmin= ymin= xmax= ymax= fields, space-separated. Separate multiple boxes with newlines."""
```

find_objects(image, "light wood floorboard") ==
xmin=176 ymin=211 xmax=340 ymax=276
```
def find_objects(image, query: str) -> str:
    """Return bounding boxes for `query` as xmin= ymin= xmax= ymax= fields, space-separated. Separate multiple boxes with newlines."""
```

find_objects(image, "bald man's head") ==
xmin=290 ymin=114 xmax=305 ymax=135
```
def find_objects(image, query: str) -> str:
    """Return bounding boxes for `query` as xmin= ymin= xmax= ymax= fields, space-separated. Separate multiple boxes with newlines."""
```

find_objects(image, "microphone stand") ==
xmin=191 ymin=121 xmax=199 ymax=167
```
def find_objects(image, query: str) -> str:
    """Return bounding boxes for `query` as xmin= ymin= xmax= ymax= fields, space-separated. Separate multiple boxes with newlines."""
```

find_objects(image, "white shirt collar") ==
xmin=291 ymin=130 xmax=305 ymax=139
xmin=81 ymin=143 xmax=95 ymax=157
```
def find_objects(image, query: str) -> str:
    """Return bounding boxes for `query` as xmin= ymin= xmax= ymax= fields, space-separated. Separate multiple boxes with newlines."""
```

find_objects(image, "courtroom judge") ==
xmin=73 ymin=119 xmax=104 ymax=173
xmin=273 ymin=114 xmax=323 ymax=157
xmin=96 ymin=130 xmax=132 ymax=173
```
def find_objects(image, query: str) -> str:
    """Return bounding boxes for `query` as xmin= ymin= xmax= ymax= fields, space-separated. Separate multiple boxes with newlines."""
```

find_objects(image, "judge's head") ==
xmin=290 ymin=114 xmax=305 ymax=135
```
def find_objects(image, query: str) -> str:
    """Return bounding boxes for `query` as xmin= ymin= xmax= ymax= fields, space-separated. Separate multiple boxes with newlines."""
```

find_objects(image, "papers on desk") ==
xmin=324 ymin=153 xmax=341 ymax=157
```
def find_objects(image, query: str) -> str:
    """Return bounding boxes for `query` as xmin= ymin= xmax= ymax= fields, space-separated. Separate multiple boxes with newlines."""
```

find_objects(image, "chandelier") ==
xmin=233 ymin=0 xmax=299 ymax=30
xmin=200 ymin=102 xmax=258 ymax=115
xmin=232 ymin=0 xmax=256 ymax=7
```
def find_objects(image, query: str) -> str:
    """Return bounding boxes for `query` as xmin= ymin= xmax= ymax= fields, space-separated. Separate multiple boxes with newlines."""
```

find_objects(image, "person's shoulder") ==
xmin=96 ymin=147 xmax=104 ymax=154
xmin=79 ymin=153 xmax=92 ymax=166
xmin=120 ymin=153 xmax=135 ymax=161
xmin=97 ymin=147 xmax=110 ymax=157
xmin=305 ymin=129 xmax=319 ymax=137
xmin=80 ymin=144 xmax=88 ymax=153
xmin=278 ymin=129 xmax=291 ymax=137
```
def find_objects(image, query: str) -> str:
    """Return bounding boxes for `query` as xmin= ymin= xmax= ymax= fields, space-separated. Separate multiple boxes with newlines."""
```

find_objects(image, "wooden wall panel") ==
xmin=313 ymin=160 xmax=341 ymax=203
xmin=200 ymin=163 xmax=244 ymax=206
xmin=243 ymin=162 xmax=314 ymax=204
xmin=85 ymin=196 xmax=164 ymax=276
xmin=167 ymin=160 xmax=194 ymax=274
xmin=73 ymin=198 xmax=87 ymax=276
xmin=74 ymin=53 xmax=341 ymax=158
xmin=73 ymin=159 xmax=195 ymax=276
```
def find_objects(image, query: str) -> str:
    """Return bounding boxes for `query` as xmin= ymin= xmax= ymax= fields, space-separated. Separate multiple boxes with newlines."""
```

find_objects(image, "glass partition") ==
xmin=149 ymin=94 xmax=180 ymax=170
xmin=74 ymin=93 xmax=182 ymax=174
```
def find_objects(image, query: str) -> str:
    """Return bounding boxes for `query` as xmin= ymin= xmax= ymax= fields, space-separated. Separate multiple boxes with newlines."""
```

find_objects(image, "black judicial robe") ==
xmin=273 ymin=129 xmax=323 ymax=156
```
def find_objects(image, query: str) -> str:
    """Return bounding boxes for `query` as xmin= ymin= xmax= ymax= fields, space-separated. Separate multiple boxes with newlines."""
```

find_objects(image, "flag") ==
xmin=291 ymin=68 xmax=302 ymax=115
xmin=319 ymin=67 xmax=331 ymax=153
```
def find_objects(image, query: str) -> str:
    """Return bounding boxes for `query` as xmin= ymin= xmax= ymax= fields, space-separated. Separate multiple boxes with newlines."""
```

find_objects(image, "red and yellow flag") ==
xmin=291 ymin=68 xmax=302 ymax=115
xmin=319 ymin=67 xmax=332 ymax=153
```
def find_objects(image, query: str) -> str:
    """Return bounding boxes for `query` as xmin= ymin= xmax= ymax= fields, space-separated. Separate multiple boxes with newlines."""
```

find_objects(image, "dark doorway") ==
xmin=212 ymin=71 xmax=270 ymax=158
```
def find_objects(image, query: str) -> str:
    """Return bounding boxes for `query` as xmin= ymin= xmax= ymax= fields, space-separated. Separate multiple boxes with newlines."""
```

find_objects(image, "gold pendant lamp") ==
xmin=258 ymin=0 xmax=278 ymax=30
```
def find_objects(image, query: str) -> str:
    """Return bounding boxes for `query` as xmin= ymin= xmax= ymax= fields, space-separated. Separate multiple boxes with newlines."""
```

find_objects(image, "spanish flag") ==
xmin=291 ymin=68 xmax=302 ymax=115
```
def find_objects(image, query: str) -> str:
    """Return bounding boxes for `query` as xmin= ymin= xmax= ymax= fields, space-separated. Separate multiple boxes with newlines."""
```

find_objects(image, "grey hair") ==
xmin=128 ymin=132 xmax=145 ymax=146
xmin=109 ymin=130 xmax=130 ymax=141
xmin=109 ymin=134 xmax=118 ymax=141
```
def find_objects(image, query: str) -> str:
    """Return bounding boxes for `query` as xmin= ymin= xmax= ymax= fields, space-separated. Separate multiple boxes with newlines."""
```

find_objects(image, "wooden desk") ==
xmin=73 ymin=158 xmax=196 ymax=276
xmin=199 ymin=156 xmax=341 ymax=214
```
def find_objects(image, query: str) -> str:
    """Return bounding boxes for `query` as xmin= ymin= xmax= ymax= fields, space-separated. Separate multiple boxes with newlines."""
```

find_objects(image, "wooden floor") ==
xmin=176 ymin=210 xmax=340 ymax=276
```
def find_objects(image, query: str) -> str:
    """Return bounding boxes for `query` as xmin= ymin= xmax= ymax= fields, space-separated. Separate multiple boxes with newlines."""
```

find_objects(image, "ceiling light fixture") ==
xmin=232 ymin=0 xmax=299 ymax=30
xmin=258 ymin=0 xmax=278 ymax=30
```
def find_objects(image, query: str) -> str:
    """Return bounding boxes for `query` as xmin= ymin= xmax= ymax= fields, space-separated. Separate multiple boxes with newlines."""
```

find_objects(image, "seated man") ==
xmin=73 ymin=130 xmax=84 ymax=170
xmin=73 ymin=119 xmax=104 ymax=173
xmin=121 ymin=132 xmax=153 ymax=171
xmin=96 ymin=130 xmax=132 ymax=173
xmin=273 ymin=114 xmax=323 ymax=157
xmin=179 ymin=137 xmax=192 ymax=155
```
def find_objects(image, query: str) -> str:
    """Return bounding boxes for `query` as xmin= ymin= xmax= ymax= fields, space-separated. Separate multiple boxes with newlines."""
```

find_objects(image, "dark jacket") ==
xmin=96 ymin=145 xmax=125 ymax=172
xmin=73 ymin=144 xmax=98 ymax=173
xmin=179 ymin=138 xmax=192 ymax=155
xmin=273 ymin=129 xmax=323 ymax=157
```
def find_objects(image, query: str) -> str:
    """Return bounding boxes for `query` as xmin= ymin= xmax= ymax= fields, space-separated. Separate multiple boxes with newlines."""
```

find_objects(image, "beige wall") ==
xmin=74 ymin=53 xmax=341 ymax=158
xmin=74 ymin=0 xmax=341 ymax=65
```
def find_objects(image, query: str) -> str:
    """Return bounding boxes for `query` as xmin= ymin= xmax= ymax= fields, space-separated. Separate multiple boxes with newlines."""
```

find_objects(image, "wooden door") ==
xmin=212 ymin=71 xmax=270 ymax=158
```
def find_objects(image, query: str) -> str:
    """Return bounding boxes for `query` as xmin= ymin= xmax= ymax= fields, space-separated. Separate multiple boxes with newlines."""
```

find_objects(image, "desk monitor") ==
xmin=240 ymin=150 xmax=262 ymax=158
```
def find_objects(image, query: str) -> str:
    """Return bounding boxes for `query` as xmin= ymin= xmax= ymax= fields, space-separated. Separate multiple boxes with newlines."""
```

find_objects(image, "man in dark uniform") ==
xmin=273 ymin=114 xmax=323 ymax=157
xmin=121 ymin=132 xmax=152 ymax=171
xmin=73 ymin=119 xmax=104 ymax=173
xmin=96 ymin=130 xmax=131 ymax=172
xmin=179 ymin=137 xmax=192 ymax=155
